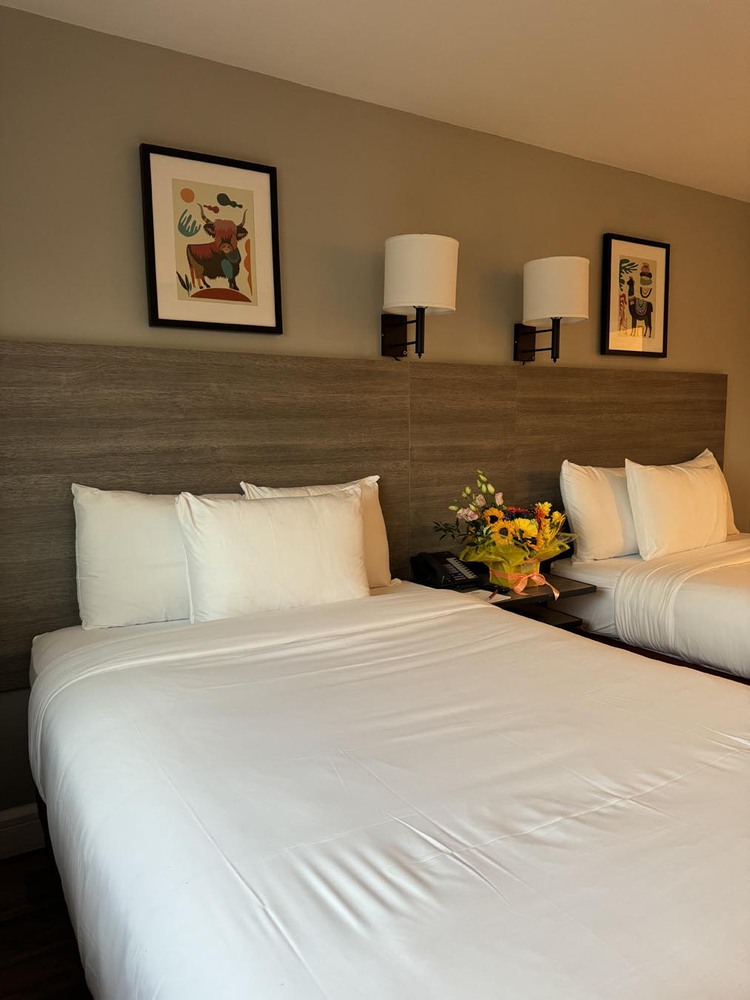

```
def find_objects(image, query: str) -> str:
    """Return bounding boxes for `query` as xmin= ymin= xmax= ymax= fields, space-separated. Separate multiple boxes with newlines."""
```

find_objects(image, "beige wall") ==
xmin=0 ymin=9 xmax=748 ymax=812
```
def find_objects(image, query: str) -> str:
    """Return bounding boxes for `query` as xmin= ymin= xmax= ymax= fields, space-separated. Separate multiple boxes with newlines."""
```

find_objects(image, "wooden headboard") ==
xmin=0 ymin=340 xmax=727 ymax=690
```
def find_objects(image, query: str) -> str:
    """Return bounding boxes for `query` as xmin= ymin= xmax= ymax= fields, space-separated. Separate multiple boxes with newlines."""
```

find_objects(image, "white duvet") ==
xmin=29 ymin=585 xmax=750 ymax=1000
xmin=615 ymin=535 xmax=750 ymax=678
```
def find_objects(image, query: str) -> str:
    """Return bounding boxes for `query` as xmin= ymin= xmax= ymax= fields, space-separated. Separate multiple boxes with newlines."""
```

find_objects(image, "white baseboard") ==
xmin=0 ymin=803 xmax=45 ymax=859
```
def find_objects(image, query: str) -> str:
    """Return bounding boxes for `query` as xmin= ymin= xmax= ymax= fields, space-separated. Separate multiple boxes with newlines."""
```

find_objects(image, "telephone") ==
xmin=410 ymin=551 xmax=489 ymax=590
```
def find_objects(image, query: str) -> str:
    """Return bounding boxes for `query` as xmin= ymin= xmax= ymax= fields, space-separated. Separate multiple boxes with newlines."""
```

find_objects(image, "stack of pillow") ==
xmin=560 ymin=449 xmax=738 ymax=565
xmin=72 ymin=476 xmax=391 ymax=630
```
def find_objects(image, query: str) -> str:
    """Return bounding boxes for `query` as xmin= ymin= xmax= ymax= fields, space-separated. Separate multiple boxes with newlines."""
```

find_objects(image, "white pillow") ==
xmin=72 ymin=484 xmax=239 ymax=629
xmin=559 ymin=461 xmax=639 ymax=562
xmin=625 ymin=458 xmax=728 ymax=560
xmin=240 ymin=475 xmax=391 ymax=588
xmin=683 ymin=449 xmax=738 ymax=534
xmin=175 ymin=491 xmax=369 ymax=622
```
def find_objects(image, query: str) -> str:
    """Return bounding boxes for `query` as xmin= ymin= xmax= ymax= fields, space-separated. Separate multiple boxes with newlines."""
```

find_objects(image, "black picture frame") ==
xmin=140 ymin=144 xmax=282 ymax=335
xmin=600 ymin=233 xmax=669 ymax=357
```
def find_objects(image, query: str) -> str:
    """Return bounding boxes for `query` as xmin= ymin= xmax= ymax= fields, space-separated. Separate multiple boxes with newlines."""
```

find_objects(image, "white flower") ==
xmin=495 ymin=492 xmax=504 ymax=506
xmin=474 ymin=493 xmax=486 ymax=508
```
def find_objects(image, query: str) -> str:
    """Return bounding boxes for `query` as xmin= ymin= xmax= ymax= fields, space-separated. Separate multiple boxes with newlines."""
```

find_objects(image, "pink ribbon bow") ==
xmin=505 ymin=571 xmax=560 ymax=601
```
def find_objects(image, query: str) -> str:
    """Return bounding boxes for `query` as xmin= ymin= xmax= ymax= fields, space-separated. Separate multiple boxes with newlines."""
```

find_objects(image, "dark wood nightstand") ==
xmin=493 ymin=575 xmax=596 ymax=632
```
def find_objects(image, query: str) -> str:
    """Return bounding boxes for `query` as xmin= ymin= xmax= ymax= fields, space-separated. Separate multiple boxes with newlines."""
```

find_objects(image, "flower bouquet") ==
xmin=434 ymin=470 xmax=574 ymax=593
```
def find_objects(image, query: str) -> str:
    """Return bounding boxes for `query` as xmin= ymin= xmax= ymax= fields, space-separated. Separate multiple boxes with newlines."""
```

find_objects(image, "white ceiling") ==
xmin=5 ymin=0 xmax=750 ymax=201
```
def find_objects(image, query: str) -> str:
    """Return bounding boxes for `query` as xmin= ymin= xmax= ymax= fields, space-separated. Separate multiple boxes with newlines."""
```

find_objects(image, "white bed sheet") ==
xmin=30 ymin=619 xmax=190 ymax=685
xmin=29 ymin=583 xmax=403 ymax=685
xmin=29 ymin=584 xmax=750 ymax=999
xmin=555 ymin=536 xmax=750 ymax=677
xmin=614 ymin=535 xmax=750 ymax=678
xmin=552 ymin=555 xmax=643 ymax=636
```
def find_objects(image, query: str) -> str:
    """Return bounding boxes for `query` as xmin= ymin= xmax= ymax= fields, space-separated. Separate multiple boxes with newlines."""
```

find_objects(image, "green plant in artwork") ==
xmin=177 ymin=209 xmax=201 ymax=238
xmin=618 ymin=257 xmax=638 ymax=290
xmin=176 ymin=272 xmax=193 ymax=293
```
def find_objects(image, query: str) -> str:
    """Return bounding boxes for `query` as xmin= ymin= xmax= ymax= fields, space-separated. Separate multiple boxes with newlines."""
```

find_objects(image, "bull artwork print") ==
xmin=186 ymin=205 xmax=249 ymax=293
xmin=140 ymin=144 xmax=282 ymax=334
xmin=174 ymin=180 xmax=256 ymax=304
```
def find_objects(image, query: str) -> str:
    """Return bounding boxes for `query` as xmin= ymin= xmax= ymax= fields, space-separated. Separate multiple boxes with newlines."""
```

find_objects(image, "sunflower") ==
xmin=513 ymin=517 xmax=538 ymax=539
xmin=434 ymin=469 xmax=574 ymax=566
xmin=482 ymin=507 xmax=505 ymax=525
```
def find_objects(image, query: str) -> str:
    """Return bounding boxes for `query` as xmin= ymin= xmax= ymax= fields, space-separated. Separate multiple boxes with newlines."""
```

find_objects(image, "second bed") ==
xmin=553 ymin=534 xmax=750 ymax=678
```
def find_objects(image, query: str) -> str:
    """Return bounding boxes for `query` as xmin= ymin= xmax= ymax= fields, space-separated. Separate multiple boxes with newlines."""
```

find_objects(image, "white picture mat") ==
xmin=149 ymin=152 xmax=277 ymax=327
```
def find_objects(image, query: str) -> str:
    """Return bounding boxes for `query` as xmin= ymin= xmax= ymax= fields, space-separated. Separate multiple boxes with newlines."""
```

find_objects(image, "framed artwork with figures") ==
xmin=140 ymin=144 xmax=282 ymax=335
xmin=600 ymin=233 xmax=669 ymax=357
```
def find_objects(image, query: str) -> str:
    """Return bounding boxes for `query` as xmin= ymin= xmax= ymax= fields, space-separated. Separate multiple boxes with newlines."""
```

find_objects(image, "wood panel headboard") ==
xmin=0 ymin=340 xmax=727 ymax=690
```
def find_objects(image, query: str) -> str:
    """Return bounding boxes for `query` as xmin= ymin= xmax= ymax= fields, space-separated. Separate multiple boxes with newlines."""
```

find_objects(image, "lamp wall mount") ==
xmin=513 ymin=317 xmax=562 ymax=364
xmin=381 ymin=307 xmax=426 ymax=360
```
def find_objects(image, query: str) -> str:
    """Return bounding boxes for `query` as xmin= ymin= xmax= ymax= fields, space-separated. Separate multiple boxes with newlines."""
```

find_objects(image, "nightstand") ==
xmin=494 ymin=575 xmax=596 ymax=632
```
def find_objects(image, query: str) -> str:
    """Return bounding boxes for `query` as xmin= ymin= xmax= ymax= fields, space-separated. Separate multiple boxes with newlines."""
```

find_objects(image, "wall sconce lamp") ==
xmin=513 ymin=256 xmax=589 ymax=363
xmin=381 ymin=234 xmax=459 ymax=359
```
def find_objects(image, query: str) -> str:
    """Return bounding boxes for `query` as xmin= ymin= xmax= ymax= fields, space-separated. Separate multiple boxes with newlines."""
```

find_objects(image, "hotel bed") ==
xmin=553 ymin=535 xmax=750 ymax=679
xmin=556 ymin=453 xmax=749 ymax=680
xmin=30 ymin=582 xmax=750 ymax=999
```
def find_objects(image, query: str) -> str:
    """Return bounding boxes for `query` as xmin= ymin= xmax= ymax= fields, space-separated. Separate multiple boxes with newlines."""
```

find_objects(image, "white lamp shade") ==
xmin=523 ymin=256 xmax=589 ymax=326
xmin=383 ymin=234 xmax=459 ymax=315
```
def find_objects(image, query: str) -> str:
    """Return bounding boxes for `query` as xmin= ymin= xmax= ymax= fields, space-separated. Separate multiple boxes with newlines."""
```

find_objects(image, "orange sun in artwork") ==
xmin=180 ymin=187 xmax=195 ymax=203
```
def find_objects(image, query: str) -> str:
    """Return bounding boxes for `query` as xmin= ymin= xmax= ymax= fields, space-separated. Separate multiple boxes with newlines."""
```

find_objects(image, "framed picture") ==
xmin=140 ymin=144 xmax=282 ymax=335
xmin=600 ymin=233 xmax=669 ymax=357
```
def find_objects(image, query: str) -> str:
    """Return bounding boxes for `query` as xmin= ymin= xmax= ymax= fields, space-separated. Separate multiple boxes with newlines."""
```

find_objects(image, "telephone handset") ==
xmin=410 ymin=551 xmax=488 ymax=590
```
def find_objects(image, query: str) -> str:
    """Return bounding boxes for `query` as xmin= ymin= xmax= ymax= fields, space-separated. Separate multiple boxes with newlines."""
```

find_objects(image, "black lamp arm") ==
xmin=381 ymin=306 xmax=427 ymax=360
xmin=513 ymin=317 xmax=562 ymax=364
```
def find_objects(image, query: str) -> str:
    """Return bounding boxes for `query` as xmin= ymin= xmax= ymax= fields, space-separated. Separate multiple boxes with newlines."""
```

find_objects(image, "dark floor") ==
xmin=585 ymin=632 xmax=749 ymax=683
xmin=0 ymin=849 xmax=91 ymax=999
